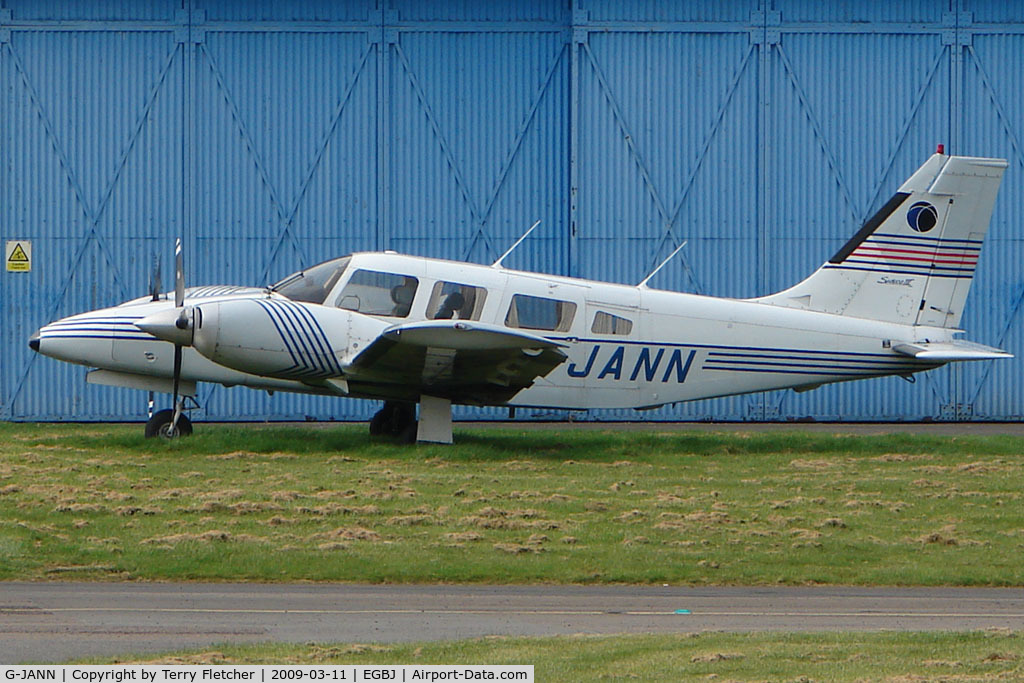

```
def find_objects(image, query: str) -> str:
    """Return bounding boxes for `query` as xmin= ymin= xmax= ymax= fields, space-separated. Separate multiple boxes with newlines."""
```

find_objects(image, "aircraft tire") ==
xmin=370 ymin=402 xmax=400 ymax=436
xmin=389 ymin=403 xmax=415 ymax=437
xmin=370 ymin=402 xmax=415 ymax=438
xmin=399 ymin=420 xmax=418 ymax=444
xmin=144 ymin=409 xmax=194 ymax=439
xmin=369 ymin=405 xmax=390 ymax=436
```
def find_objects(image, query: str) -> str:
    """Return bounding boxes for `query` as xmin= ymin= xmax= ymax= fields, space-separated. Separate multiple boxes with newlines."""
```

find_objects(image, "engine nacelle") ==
xmin=189 ymin=297 xmax=377 ymax=380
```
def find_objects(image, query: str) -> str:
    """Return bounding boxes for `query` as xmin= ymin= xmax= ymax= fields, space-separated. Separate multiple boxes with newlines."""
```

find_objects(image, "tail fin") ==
xmin=756 ymin=152 xmax=1007 ymax=328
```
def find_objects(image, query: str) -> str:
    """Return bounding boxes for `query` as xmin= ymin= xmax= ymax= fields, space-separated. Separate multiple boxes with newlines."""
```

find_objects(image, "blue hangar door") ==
xmin=2 ymin=1 xmax=1023 ymax=422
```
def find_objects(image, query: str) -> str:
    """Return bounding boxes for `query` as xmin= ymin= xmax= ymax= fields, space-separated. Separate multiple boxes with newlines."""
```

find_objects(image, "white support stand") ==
xmin=417 ymin=395 xmax=453 ymax=444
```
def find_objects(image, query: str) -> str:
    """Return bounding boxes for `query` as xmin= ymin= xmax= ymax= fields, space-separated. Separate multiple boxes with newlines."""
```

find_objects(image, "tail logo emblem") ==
xmin=907 ymin=201 xmax=938 ymax=233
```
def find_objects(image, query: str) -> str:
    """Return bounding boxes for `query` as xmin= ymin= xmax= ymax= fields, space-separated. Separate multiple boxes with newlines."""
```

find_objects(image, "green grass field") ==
xmin=80 ymin=632 xmax=1024 ymax=680
xmin=1 ymin=422 xmax=1023 ymax=584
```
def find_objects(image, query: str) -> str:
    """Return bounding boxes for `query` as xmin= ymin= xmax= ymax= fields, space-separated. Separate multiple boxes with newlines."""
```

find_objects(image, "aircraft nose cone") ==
xmin=28 ymin=330 xmax=40 ymax=352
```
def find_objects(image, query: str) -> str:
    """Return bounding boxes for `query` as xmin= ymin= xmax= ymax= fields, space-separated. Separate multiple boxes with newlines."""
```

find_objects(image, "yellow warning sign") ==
xmin=6 ymin=240 xmax=32 ymax=272
xmin=9 ymin=244 xmax=28 ymax=262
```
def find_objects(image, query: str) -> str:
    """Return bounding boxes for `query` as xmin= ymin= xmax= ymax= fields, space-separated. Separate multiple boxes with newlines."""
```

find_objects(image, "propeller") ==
xmin=134 ymin=243 xmax=195 ymax=347
xmin=170 ymin=238 xmax=186 ymax=436
xmin=134 ymin=239 xmax=196 ymax=437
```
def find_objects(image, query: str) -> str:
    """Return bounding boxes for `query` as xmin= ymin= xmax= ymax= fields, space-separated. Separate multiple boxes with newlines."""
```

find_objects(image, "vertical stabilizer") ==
xmin=755 ymin=152 xmax=1007 ymax=328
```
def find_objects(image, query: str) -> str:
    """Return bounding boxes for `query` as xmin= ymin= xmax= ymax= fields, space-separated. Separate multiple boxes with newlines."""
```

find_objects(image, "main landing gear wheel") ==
xmin=398 ymin=419 xmax=418 ymax=445
xmin=369 ymin=401 xmax=416 ymax=439
xmin=144 ymin=408 xmax=193 ymax=439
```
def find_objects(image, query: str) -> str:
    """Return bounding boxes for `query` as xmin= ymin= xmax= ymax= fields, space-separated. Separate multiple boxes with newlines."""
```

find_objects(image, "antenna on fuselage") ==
xmin=149 ymin=253 xmax=162 ymax=302
xmin=637 ymin=240 xmax=688 ymax=289
xmin=492 ymin=220 xmax=541 ymax=269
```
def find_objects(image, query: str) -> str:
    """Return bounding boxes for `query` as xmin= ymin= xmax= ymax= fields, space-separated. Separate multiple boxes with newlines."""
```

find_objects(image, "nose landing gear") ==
xmin=145 ymin=408 xmax=194 ymax=439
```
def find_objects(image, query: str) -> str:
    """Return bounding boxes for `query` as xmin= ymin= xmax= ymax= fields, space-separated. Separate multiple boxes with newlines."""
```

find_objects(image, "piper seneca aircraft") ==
xmin=30 ymin=149 xmax=1011 ymax=443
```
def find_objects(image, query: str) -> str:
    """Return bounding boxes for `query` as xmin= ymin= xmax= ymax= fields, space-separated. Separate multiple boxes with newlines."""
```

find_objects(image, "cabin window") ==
xmin=335 ymin=269 xmax=419 ymax=317
xmin=426 ymin=281 xmax=487 ymax=320
xmin=271 ymin=256 xmax=351 ymax=305
xmin=505 ymin=294 xmax=576 ymax=332
xmin=591 ymin=311 xmax=633 ymax=335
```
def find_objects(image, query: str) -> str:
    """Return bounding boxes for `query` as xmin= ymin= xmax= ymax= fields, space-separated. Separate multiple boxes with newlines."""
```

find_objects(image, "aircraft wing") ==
xmin=893 ymin=339 xmax=1012 ymax=361
xmin=344 ymin=320 xmax=568 ymax=404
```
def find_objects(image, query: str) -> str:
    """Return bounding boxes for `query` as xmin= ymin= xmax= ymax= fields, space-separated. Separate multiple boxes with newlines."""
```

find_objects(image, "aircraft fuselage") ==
xmin=33 ymin=251 xmax=944 ymax=411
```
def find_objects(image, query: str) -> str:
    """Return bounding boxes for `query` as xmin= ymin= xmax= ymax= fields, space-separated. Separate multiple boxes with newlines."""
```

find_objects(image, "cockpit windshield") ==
xmin=270 ymin=256 xmax=351 ymax=305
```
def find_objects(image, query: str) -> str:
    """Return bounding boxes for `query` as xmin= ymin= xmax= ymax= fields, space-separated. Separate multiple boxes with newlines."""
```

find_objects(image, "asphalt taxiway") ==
xmin=4 ymin=582 xmax=1024 ymax=663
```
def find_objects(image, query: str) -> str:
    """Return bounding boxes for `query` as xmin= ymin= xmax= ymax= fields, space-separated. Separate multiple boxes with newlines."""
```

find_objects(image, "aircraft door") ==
xmin=568 ymin=292 xmax=643 ymax=409
xmin=501 ymin=279 xmax=588 ymax=410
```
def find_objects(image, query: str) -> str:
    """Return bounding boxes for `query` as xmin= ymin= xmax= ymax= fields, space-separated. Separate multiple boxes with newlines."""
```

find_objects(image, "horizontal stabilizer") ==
xmin=892 ymin=340 xmax=1012 ymax=361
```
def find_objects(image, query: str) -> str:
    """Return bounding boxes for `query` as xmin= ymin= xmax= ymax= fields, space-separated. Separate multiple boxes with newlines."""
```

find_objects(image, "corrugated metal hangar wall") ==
xmin=2 ymin=0 xmax=1022 ymax=422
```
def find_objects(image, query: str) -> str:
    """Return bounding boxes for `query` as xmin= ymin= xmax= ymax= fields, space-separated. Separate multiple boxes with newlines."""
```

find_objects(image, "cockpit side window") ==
xmin=426 ymin=281 xmax=487 ymax=320
xmin=336 ymin=269 xmax=419 ymax=317
xmin=271 ymin=256 xmax=351 ymax=305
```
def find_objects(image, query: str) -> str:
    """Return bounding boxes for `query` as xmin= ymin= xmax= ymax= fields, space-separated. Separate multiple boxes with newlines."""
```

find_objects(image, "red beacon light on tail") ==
xmin=937 ymin=143 xmax=945 ymax=154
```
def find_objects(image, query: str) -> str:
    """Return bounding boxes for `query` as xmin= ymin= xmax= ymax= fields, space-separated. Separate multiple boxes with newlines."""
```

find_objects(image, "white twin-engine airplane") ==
xmin=30 ymin=150 xmax=1011 ymax=443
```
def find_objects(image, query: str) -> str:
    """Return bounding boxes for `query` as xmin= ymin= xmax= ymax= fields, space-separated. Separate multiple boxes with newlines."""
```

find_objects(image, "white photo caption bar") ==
xmin=1 ymin=667 xmax=534 ymax=683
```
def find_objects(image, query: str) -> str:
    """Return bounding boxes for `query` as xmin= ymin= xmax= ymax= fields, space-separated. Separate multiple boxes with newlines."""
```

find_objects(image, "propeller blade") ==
xmin=174 ymin=238 xmax=185 ymax=308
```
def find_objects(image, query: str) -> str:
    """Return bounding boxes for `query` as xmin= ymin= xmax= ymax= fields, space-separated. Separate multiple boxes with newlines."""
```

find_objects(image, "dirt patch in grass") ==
xmin=184 ymin=501 xmax=285 ymax=515
xmin=208 ymin=452 xmax=298 ymax=461
xmin=141 ymin=530 xmax=266 ymax=546
xmin=957 ymin=460 xmax=1012 ymax=474
xmin=54 ymin=503 xmax=107 ymax=514
xmin=316 ymin=527 xmax=383 ymax=542
xmin=789 ymin=459 xmax=837 ymax=469
xmin=386 ymin=514 xmax=434 ymax=526
xmin=263 ymin=516 xmax=300 ymax=526
xmin=981 ymin=652 xmax=1019 ymax=662
xmin=494 ymin=542 xmax=541 ymax=554
xmin=684 ymin=511 xmax=730 ymax=524
xmin=293 ymin=503 xmax=381 ymax=516
xmin=45 ymin=564 xmax=124 ymax=576
xmin=463 ymin=516 xmax=563 ymax=530
xmin=616 ymin=509 xmax=646 ymax=522
xmin=691 ymin=652 xmax=744 ymax=663
xmin=114 ymin=505 xmax=161 ymax=516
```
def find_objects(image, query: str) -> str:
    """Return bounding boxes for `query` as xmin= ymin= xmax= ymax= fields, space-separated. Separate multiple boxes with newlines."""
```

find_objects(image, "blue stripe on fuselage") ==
xmin=559 ymin=342 xmax=924 ymax=383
